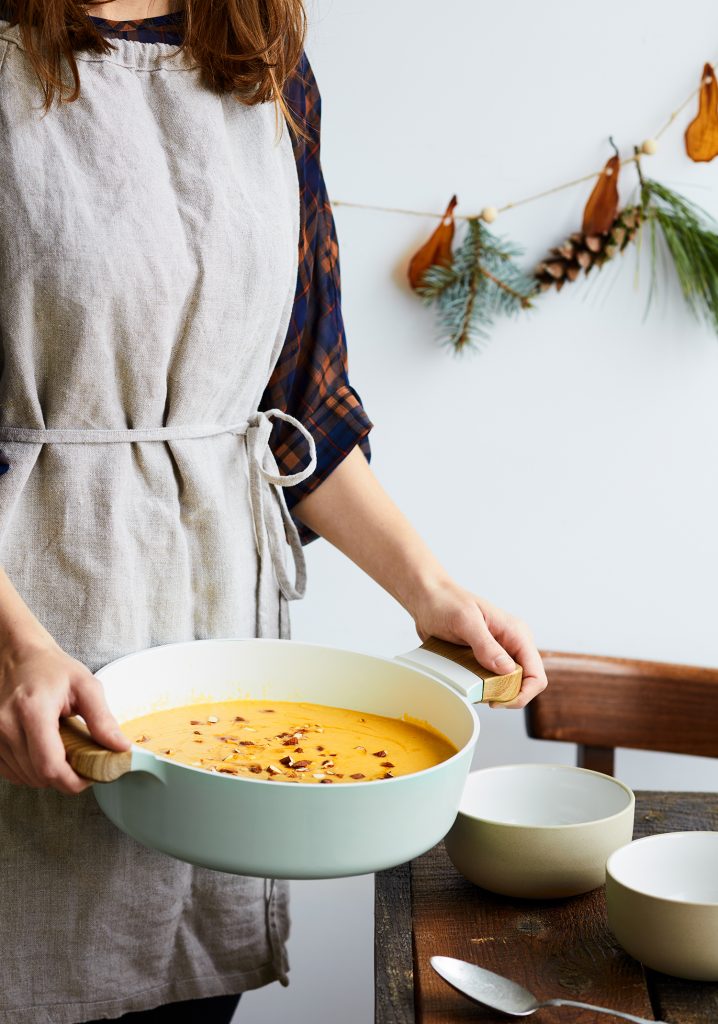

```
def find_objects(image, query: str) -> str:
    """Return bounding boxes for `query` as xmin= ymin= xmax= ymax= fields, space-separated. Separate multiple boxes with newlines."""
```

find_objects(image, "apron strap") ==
xmin=245 ymin=409 xmax=317 ymax=603
xmin=0 ymin=410 xmax=318 ymax=606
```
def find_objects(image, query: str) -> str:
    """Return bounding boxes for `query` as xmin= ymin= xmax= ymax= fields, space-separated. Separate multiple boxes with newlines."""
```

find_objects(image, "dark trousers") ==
xmin=83 ymin=993 xmax=241 ymax=1023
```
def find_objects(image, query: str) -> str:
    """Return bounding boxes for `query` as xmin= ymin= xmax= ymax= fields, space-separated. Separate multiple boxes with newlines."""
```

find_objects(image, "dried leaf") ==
xmin=408 ymin=194 xmax=458 ymax=290
xmin=582 ymin=155 xmax=620 ymax=236
xmin=685 ymin=63 xmax=718 ymax=162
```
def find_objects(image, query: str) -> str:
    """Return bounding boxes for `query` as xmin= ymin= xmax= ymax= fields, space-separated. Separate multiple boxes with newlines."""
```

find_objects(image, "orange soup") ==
xmin=121 ymin=699 xmax=458 ymax=783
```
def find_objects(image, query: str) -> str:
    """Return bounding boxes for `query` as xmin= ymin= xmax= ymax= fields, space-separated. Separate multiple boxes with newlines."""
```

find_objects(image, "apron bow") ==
xmin=242 ymin=408 xmax=317 ymax=601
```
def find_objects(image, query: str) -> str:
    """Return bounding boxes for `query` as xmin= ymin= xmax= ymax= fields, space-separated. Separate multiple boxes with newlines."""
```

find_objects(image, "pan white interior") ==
xmin=96 ymin=638 xmax=478 ymax=752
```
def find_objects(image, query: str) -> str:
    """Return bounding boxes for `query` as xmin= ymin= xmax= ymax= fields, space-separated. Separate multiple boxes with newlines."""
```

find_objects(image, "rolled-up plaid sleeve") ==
xmin=259 ymin=50 xmax=373 ymax=544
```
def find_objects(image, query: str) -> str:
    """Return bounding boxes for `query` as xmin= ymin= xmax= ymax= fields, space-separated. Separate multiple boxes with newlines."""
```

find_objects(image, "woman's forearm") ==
xmin=293 ymin=445 xmax=548 ymax=707
xmin=293 ymin=446 xmax=449 ymax=614
xmin=0 ymin=568 xmax=56 ymax=654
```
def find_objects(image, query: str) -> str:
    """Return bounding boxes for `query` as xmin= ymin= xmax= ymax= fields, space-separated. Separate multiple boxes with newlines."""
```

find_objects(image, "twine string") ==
xmin=330 ymin=70 xmax=711 ymax=223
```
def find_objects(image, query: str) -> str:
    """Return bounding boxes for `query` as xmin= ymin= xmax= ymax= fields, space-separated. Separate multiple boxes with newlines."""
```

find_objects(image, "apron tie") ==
xmin=244 ymin=408 xmax=317 ymax=602
xmin=0 ymin=408 xmax=317 ymax=604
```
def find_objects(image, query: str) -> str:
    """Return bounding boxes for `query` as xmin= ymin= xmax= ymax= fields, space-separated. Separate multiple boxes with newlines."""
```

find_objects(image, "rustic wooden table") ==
xmin=375 ymin=791 xmax=718 ymax=1024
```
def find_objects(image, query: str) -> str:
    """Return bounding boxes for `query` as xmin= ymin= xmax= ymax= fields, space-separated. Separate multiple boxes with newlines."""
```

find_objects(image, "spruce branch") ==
xmin=417 ymin=219 xmax=538 ymax=353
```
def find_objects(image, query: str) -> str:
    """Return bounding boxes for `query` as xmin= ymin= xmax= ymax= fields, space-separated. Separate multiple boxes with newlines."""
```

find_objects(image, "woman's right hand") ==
xmin=0 ymin=635 xmax=130 ymax=795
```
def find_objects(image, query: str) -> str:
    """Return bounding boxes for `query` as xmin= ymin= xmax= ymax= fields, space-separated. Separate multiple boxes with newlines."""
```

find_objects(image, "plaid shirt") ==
xmin=1 ymin=9 xmax=373 ymax=542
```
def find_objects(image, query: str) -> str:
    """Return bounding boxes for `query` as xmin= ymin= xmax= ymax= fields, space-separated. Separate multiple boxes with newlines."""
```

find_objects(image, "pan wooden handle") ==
xmin=420 ymin=636 xmax=523 ymax=702
xmin=60 ymin=716 xmax=133 ymax=783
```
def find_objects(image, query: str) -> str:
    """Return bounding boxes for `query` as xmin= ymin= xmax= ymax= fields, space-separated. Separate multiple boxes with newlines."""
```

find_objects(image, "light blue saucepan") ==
xmin=59 ymin=637 xmax=521 ymax=879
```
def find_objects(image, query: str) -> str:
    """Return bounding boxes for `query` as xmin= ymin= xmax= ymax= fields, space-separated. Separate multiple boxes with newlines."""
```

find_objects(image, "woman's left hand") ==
xmin=408 ymin=577 xmax=548 ymax=709
xmin=294 ymin=448 xmax=548 ymax=708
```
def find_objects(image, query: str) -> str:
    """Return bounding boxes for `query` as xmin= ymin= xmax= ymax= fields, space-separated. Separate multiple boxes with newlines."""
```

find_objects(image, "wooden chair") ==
xmin=525 ymin=651 xmax=718 ymax=776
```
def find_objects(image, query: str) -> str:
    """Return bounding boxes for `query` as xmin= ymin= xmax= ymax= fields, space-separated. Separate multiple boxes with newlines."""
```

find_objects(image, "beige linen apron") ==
xmin=0 ymin=21 xmax=314 ymax=1024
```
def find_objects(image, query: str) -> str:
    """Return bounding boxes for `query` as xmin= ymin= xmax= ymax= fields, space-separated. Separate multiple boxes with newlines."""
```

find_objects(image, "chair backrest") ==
xmin=525 ymin=651 xmax=718 ymax=775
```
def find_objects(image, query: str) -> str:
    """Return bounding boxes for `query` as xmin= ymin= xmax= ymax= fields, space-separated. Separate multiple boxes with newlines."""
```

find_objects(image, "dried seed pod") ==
xmin=408 ymin=194 xmax=458 ymax=290
xmin=685 ymin=63 xmax=718 ymax=162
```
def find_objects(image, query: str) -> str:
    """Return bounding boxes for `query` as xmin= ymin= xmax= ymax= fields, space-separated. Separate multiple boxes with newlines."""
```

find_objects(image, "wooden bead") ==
xmin=641 ymin=138 xmax=658 ymax=155
xmin=480 ymin=206 xmax=498 ymax=224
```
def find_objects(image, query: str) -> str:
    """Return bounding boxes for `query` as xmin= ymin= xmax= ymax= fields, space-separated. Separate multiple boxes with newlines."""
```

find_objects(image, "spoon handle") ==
xmin=545 ymin=998 xmax=668 ymax=1023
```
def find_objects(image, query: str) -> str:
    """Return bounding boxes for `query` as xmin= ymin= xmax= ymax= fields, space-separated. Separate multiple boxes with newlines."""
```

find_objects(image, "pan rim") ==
xmin=97 ymin=636 xmax=480 ymax=789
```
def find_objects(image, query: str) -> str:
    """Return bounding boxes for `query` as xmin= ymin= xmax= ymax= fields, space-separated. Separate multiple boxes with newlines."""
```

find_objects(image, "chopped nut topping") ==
xmin=217 ymin=766 xmax=238 ymax=775
xmin=350 ymin=773 xmax=365 ymax=780
xmin=372 ymin=750 xmax=387 ymax=758
xmin=190 ymin=720 xmax=201 ymax=725
xmin=266 ymin=764 xmax=283 ymax=775
xmin=234 ymin=716 xmax=246 ymax=722
xmin=292 ymin=760 xmax=311 ymax=769
xmin=135 ymin=735 xmax=150 ymax=743
xmin=248 ymin=765 xmax=262 ymax=774
xmin=162 ymin=749 xmax=173 ymax=755
xmin=319 ymin=778 xmax=333 ymax=783
xmin=282 ymin=737 xmax=298 ymax=746
xmin=193 ymin=739 xmax=203 ymax=744
xmin=295 ymin=747 xmax=304 ymax=753
xmin=321 ymin=759 xmax=334 ymax=768
xmin=380 ymin=761 xmax=395 ymax=768
xmin=243 ymin=726 xmax=257 ymax=732
xmin=260 ymin=709 xmax=276 ymax=713
xmin=313 ymin=773 xmax=326 ymax=779
xmin=381 ymin=771 xmax=394 ymax=779
xmin=279 ymin=755 xmax=294 ymax=767
xmin=238 ymin=740 xmax=255 ymax=746
xmin=354 ymin=745 xmax=366 ymax=752
xmin=316 ymin=745 xmax=325 ymax=752
xmin=192 ymin=730 xmax=202 ymax=735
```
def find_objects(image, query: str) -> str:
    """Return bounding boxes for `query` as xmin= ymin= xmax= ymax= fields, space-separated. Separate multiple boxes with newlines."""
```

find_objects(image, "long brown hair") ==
xmin=1 ymin=0 xmax=309 ymax=139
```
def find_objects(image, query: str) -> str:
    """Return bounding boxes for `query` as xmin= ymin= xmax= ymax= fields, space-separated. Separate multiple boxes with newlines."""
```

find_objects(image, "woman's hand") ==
xmin=294 ymin=447 xmax=548 ymax=709
xmin=0 ymin=635 xmax=130 ymax=794
xmin=407 ymin=577 xmax=548 ymax=709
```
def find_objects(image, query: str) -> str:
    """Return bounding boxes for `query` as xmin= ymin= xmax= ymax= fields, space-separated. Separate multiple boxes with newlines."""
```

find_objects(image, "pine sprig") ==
xmin=640 ymin=179 xmax=718 ymax=333
xmin=417 ymin=219 xmax=538 ymax=352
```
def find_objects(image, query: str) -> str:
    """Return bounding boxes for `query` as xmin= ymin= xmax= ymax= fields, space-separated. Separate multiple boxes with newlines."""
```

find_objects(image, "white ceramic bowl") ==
xmin=444 ymin=763 xmax=635 ymax=898
xmin=606 ymin=831 xmax=718 ymax=980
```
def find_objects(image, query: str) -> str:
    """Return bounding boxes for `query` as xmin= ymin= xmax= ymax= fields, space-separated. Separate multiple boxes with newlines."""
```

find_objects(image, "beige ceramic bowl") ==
xmin=444 ymin=763 xmax=635 ymax=898
xmin=606 ymin=831 xmax=718 ymax=980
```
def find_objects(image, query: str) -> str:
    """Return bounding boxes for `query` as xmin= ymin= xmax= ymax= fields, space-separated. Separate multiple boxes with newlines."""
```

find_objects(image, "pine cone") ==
xmin=535 ymin=206 xmax=643 ymax=291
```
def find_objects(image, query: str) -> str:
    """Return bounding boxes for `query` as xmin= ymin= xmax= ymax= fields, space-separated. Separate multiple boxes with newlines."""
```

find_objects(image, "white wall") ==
xmin=241 ymin=2 xmax=718 ymax=1020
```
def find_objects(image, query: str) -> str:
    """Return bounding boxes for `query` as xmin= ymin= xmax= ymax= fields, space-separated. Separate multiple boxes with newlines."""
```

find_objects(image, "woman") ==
xmin=0 ymin=2 xmax=548 ymax=1022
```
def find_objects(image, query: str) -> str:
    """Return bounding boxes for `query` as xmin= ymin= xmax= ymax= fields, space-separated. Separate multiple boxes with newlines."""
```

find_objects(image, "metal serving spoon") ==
xmin=431 ymin=956 xmax=669 ymax=1023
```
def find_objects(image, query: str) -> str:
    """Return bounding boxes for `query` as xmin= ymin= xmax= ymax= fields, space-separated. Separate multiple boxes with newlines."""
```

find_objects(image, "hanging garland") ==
xmin=332 ymin=61 xmax=718 ymax=354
